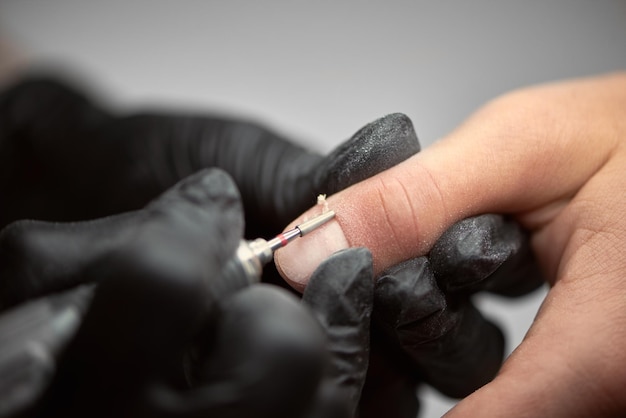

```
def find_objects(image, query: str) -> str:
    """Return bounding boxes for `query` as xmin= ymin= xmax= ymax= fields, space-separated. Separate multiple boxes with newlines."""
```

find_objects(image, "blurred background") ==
xmin=1 ymin=1 xmax=625 ymax=416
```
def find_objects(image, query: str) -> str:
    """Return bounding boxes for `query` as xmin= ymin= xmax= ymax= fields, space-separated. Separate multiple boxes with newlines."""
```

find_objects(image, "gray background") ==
xmin=1 ymin=1 xmax=625 ymax=416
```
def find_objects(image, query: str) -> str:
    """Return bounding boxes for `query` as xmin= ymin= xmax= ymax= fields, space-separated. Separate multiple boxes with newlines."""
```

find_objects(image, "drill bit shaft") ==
xmin=251 ymin=210 xmax=336 ymax=265
xmin=265 ymin=210 xmax=336 ymax=254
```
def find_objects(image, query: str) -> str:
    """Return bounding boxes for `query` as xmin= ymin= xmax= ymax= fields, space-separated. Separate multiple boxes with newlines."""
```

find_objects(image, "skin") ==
xmin=276 ymin=73 xmax=626 ymax=417
xmin=0 ymin=39 xmax=23 ymax=86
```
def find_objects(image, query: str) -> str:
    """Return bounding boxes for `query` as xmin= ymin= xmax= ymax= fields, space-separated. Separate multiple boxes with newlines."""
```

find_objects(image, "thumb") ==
xmin=275 ymin=73 xmax=624 ymax=289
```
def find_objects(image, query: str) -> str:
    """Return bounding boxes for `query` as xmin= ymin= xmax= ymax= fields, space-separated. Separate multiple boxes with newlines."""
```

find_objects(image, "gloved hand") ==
xmin=0 ymin=169 xmax=374 ymax=418
xmin=358 ymin=213 xmax=543 ymax=417
xmin=0 ymin=75 xmax=544 ymax=417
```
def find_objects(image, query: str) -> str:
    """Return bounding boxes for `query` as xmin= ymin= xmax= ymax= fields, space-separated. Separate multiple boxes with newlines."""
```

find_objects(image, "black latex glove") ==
xmin=360 ymin=214 xmax=544 ymax=417
xmin=0 ymin=74 xmax=418 ymax=292
xmin=0 ymin=75 xmax=545 ymax=416
xmin=0 ymin=169 xmax=375 ymax=418
xmin=0 ymin=75 xmax=417 ymax=240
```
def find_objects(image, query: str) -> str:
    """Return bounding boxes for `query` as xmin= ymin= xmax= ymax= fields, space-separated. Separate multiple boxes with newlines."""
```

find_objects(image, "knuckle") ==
xmin=370 ymin=174 xmax=421 ymax=255
xmin=0 ymin=220 xmax=51 ymax=307
xmin=0 ymin=220 xmax=47 ymax=265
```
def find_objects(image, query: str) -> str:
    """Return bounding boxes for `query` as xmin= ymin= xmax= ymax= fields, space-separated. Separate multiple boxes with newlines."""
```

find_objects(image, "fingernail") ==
xmin=275 ymin=216 xmax=350 ymax=291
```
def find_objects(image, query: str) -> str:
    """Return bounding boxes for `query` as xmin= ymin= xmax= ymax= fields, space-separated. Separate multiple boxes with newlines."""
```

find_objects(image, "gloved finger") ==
xmin=357 ymin=331 xmax=421 ymax=418
xmin=428 ymin=214 xmax=544 ymax=296
xmin=32 ymin=169 xmax=244 ymax=417
xmin=0 ymin=214 xmax=143 ymax=311
xmin=138 ymin=285 xmax=327 ymax=418
xmin=0 ymin=284 xmax=94 ymax=418
xmin=300 ymin=248 xmax=374 ymax=418
xmin=0 ymin=168 xmax=243 ymax=311
xmin=374 ymin=257 xmax=504 ymax=398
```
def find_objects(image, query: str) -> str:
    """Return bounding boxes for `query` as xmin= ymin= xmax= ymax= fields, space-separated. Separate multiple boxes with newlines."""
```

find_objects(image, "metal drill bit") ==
xmin=266 ymin=210 xmax=336 ymax=253
xmin=250 ymin=210 xmax=336 ymax=266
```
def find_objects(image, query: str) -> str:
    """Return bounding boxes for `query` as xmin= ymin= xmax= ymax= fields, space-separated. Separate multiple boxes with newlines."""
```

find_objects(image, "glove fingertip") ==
xmin=302 ymin=248 xmax=374 ymax=417
xmin=146 ymin=168 xmax=244 ymax=266
xmin=374 ymin=257 xmax=447 ymax=336
xmin=303 ymin=247 xmax=374 ymax=320
xmin=316 ymin=113 xmax=421 ymax=194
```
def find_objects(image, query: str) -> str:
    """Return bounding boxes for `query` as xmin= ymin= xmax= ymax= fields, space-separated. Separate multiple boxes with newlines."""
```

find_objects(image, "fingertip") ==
xmin=275 ymin=211 xmax=350 ymax=291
